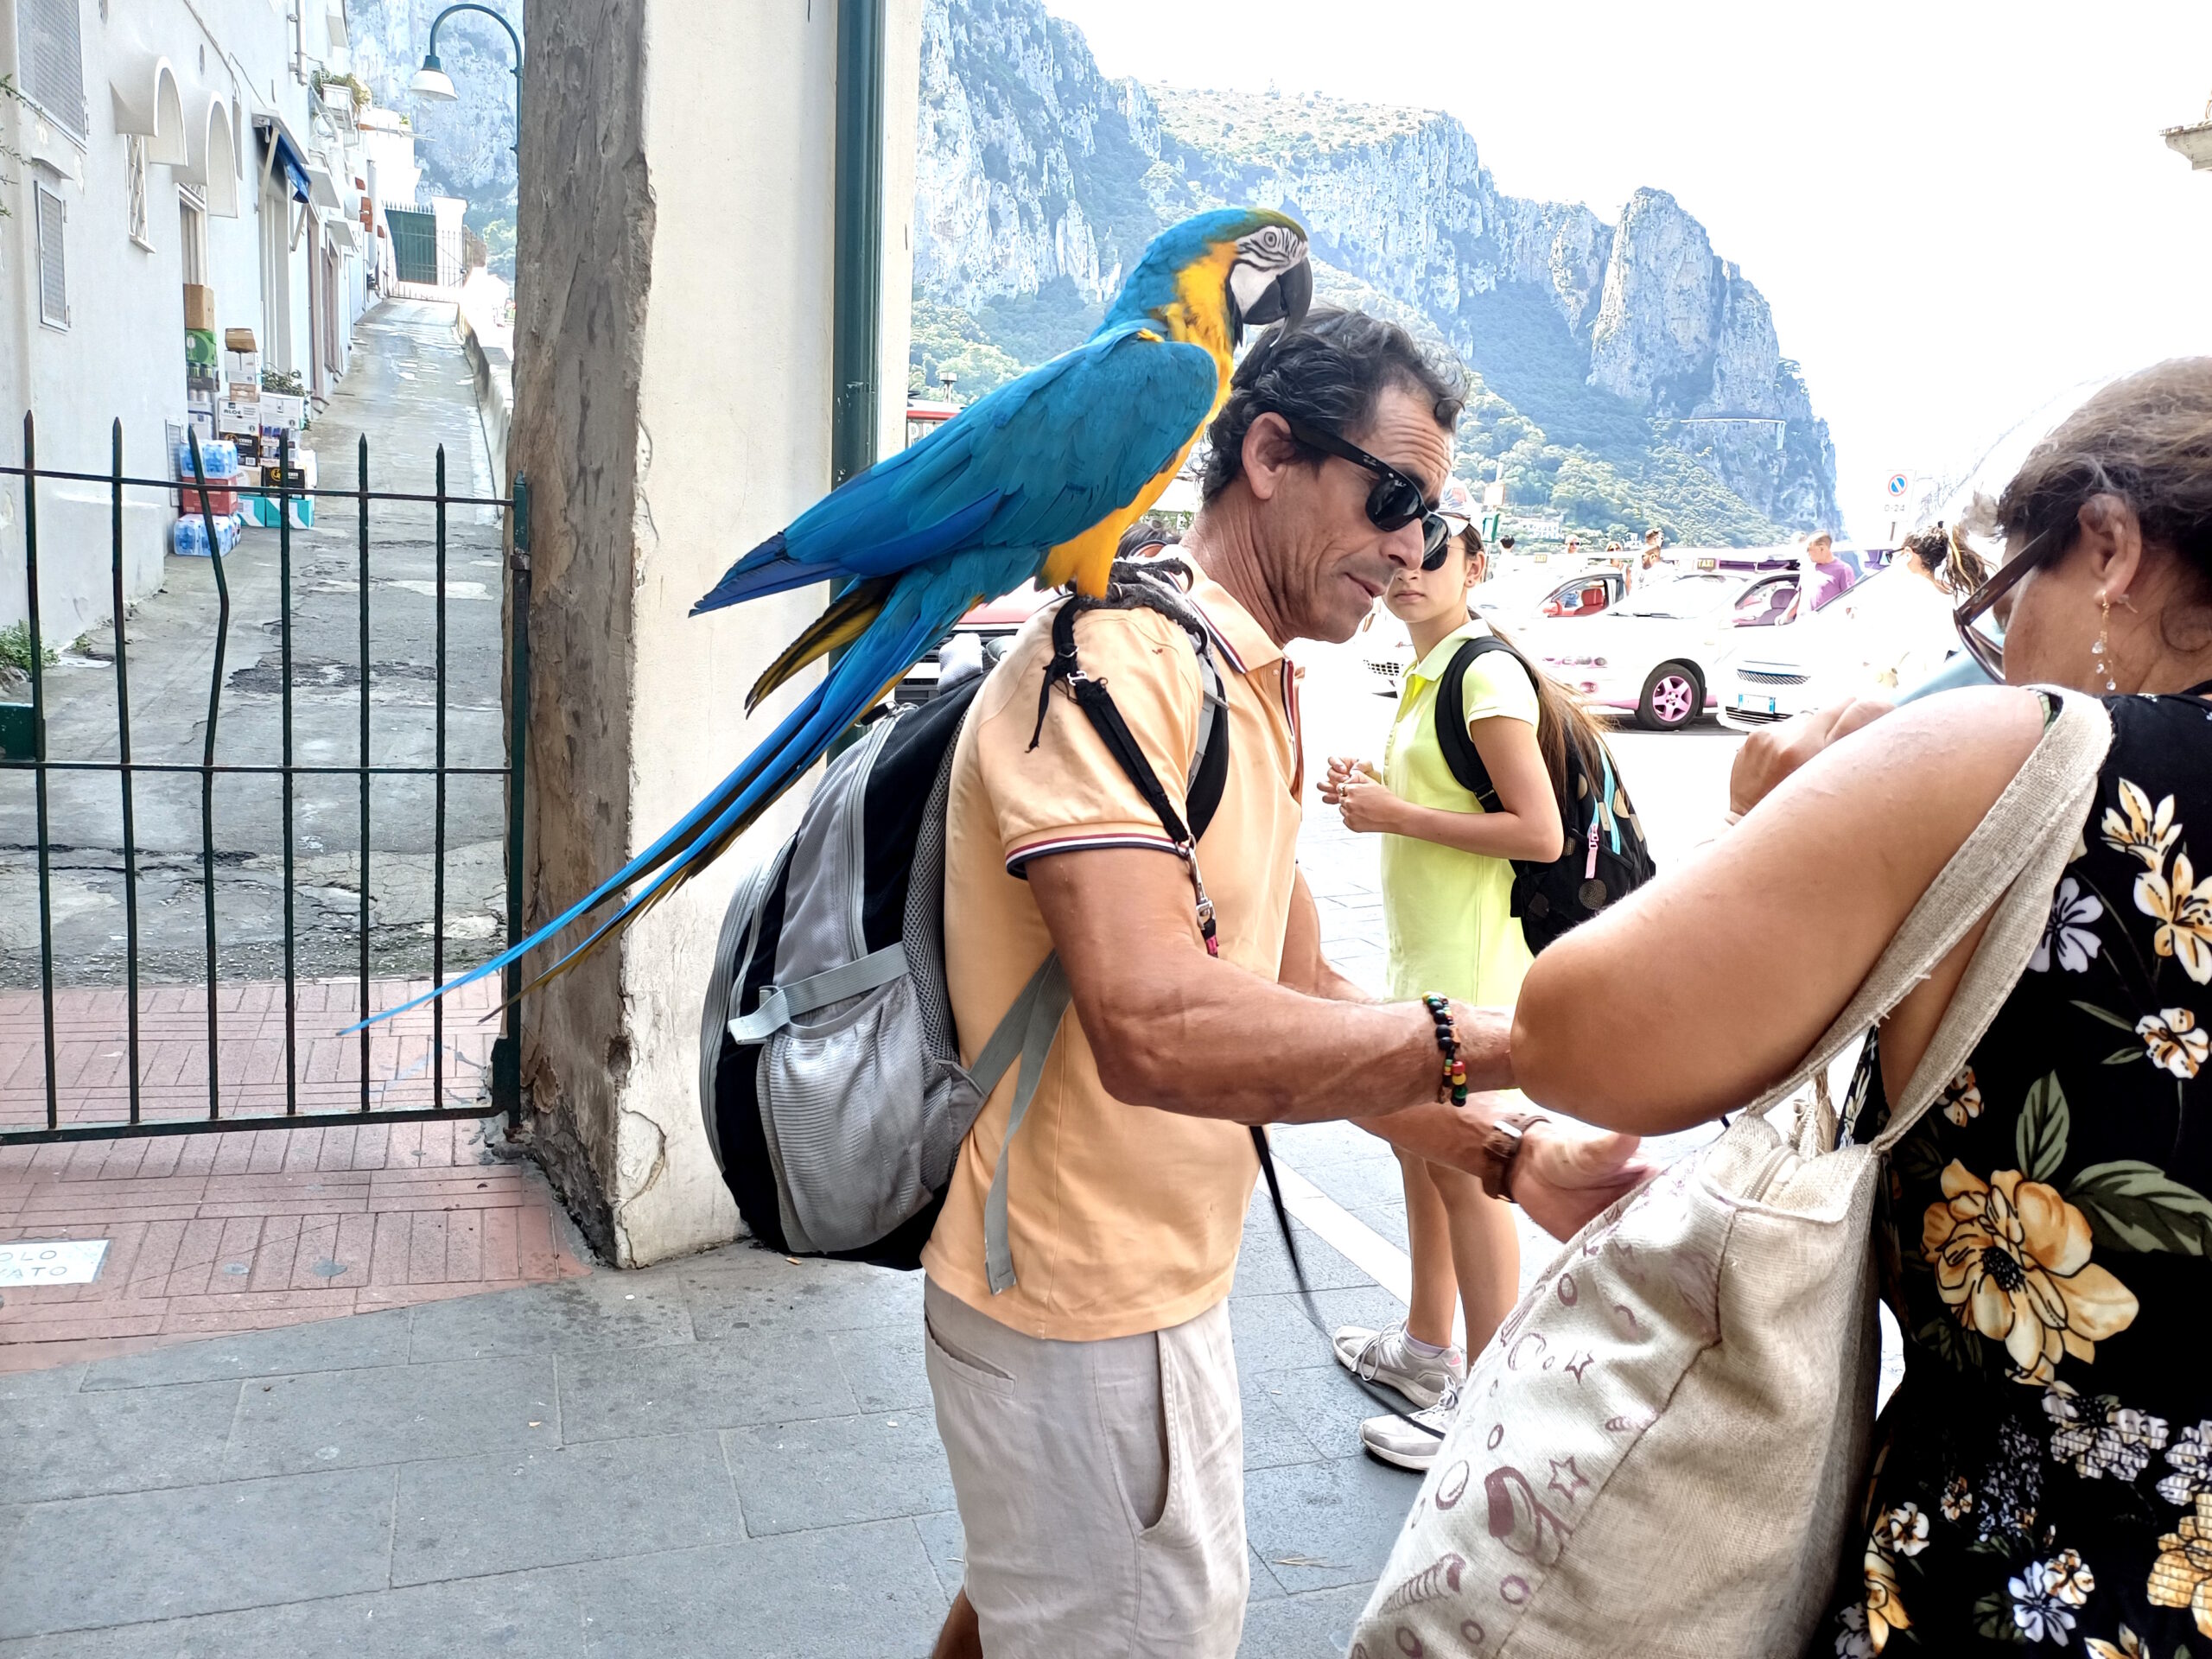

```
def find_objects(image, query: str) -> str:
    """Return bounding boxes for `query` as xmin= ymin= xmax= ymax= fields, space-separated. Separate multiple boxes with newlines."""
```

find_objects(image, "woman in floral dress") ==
xmin=1510 ymin=359 xmax=2212 ymax=1654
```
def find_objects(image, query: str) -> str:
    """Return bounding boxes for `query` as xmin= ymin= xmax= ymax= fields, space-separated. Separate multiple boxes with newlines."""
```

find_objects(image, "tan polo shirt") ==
xmin=921 ymin=571 xmax=1305 ymax=1342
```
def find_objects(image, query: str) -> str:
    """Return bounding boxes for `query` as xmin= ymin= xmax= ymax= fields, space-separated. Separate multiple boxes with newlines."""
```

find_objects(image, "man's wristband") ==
xmin=1480 ymin=1110 xmax=1544 ymax=1202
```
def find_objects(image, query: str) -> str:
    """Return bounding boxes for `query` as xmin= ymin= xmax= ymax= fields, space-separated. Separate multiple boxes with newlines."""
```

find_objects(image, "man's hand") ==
xmin=1728 ymin=696 xmax=1894 ymax=819
xmin=1510 ymin=1121 xmax=1654 ymax=1242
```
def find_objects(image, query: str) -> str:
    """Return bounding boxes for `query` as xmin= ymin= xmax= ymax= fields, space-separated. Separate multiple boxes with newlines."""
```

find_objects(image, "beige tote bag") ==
xmin=1351 ymin=688 xmax=2113 ymax=1659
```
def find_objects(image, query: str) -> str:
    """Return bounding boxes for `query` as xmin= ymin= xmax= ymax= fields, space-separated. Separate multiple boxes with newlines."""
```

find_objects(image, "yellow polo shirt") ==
xmin=1381 ymin=620 xmax=1539 ymax=1007
xmin=924 ymin=572 xmax=1304 ymax=1342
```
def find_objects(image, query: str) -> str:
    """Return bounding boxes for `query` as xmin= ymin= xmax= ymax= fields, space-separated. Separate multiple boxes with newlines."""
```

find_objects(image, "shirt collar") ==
xmin=1410 ymin=616 xmax=1490 ymax=682
xmin=1185 ymin=575 xmax=1285 ymax=677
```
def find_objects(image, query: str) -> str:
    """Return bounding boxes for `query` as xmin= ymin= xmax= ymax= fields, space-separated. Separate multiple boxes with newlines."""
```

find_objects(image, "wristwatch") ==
xmin=1480 ymin=1111 xmax=1543 ymax=1202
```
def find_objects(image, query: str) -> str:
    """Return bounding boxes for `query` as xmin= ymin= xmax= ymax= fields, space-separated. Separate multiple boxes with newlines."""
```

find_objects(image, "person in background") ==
xmin=1789 ymin=529 xmax=1859 ymax=619
xmin=1115 ymin=517 xmax=1179 ymax=559
xmin=1859 ymin=521 xmax=1991 ymax=691
xmin=1497 ymin=535 xmax=1516 ymax=555
xmin=1319 ymin=508 xmax=1605 ymax=1472
xmin=1629 ymin=526 xmax=1671 ymax=592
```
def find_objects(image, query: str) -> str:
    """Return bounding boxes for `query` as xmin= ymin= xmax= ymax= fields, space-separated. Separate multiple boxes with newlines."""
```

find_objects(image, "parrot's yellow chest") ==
xmin=1040 ymin=245 xmax=1242 ymax=597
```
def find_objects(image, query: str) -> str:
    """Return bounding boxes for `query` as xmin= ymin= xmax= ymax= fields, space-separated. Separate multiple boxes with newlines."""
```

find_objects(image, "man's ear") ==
xmin=1241 ymin=411 xmax=1300 ymax=504
xmin=2078 ymin=493 xmax=2145 ymax=601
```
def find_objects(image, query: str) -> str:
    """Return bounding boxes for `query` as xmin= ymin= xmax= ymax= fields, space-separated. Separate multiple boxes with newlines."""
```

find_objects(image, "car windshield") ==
xmin=1732 ymin=576 xmax=1799 ymax=626
xmin=1617 ymin=575 xmax=1738 ymax=619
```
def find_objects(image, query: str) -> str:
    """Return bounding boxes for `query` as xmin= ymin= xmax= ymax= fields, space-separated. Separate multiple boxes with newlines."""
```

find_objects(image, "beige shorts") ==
xmin=922 ymin=1277 xmax=1248 ymax=1658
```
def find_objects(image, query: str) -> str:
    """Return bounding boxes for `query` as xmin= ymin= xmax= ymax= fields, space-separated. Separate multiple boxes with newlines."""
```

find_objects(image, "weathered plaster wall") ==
xmin=513 ymin=0 xmax=922 ymax=1266
xmin=509 ymin=0 xmax=653 ymax=1261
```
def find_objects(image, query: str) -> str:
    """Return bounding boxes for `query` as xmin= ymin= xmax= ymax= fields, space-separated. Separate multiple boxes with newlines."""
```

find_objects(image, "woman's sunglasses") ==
xmin=1278 ymin=415 xmax=1451 ymax=563
xmin=1952 ymin=522 xmax=2068 ymax=680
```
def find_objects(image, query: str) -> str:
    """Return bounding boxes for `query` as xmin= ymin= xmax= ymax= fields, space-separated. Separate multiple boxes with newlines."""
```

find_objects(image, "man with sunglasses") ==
xmin=921 ymin=307 xmax=1648 ymax=1659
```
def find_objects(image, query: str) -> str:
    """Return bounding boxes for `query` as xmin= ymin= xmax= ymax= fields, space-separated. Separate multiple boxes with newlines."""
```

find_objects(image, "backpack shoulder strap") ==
xmin=978 ymin=568 xmax=1233 ymax=1292
xmin=1434 ymin=633 xmax=1514 ymax=810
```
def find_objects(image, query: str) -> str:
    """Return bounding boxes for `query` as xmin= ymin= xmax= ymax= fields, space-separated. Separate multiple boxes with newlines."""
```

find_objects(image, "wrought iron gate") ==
xmin=385 ymin=207 xmax=441 ymax=287
xmin=0 ymin=416 xmax=531 ymax=1146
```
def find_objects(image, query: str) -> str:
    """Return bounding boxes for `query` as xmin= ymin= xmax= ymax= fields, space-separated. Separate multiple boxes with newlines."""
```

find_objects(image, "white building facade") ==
xmin=1 ymin=0 xmax=394 ymax=639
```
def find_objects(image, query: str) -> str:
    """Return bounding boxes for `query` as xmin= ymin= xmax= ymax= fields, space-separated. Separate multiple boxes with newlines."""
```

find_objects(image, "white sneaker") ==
xmin=1361 ymin=1381 xmax=1463 ymax=1471
xmin=1332 ymin=1321 xmax=1465 ymax=1411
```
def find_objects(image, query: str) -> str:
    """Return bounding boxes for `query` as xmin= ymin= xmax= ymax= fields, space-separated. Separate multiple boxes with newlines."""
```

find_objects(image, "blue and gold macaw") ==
xmin=370 ymin=206 xmax=1312 ymax=1020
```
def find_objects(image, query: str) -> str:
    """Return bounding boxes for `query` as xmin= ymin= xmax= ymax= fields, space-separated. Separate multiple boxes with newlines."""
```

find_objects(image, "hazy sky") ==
xmin=1045 ymin=0 xmax=2212 ymax=535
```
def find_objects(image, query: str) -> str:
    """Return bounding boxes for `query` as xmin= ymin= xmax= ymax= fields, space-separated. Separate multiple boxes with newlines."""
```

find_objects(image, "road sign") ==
xmin=1481 ymin=481 xmax=1506 ymax=508
xmin=1885 ymin=472 xmax=1913 ymax=504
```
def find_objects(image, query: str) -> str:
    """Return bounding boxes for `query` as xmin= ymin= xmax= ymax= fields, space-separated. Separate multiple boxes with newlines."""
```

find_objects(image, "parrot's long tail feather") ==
xmin=746 ymin=576 xmax=895 ymax=715
xmin=344 ymin=607 xmax=948 ymax=1035
xmin=690 ymin=531 xmax=842 ymax=616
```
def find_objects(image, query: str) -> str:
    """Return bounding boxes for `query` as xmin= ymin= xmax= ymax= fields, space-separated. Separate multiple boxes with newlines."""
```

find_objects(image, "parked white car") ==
xmin=1718 ymin=562 xmax=1955 ymax=728
xmin=1359 ymin=567 xmax=1629 ymax=697
xmin=1528 ymin=571 xmax=1756 ymax=729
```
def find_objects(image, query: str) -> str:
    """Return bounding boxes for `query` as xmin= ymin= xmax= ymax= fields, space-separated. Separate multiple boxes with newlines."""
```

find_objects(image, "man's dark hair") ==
xmin=1198 ymin=308 xmax=1467 ymax=504
xmin=1499 ymin=536 xmax=1516 ymax=550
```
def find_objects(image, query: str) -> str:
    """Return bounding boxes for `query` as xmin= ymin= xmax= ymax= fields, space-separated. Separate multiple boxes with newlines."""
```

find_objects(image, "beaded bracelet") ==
xmin=1421 ymin=993 xmax=1469 ymax=1105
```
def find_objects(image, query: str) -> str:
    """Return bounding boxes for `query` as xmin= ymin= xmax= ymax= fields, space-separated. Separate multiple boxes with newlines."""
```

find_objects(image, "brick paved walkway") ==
xmin=1 ymin=976 xmax=589 ymax=1372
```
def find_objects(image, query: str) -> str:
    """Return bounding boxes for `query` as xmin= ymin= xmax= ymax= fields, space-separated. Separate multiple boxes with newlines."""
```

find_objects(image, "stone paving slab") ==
xmin=390 ymin=1432 xmax=746 ymax=1585
xmin=0 ymin=1465 xmax=401 ymax=1638
xmin=0 ymin=1198 xmax=1415 ymax=1656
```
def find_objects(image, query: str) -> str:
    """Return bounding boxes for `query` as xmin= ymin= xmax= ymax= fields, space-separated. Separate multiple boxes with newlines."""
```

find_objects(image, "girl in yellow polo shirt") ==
xmin=1320 ymin=499 xmax=1605 ymax=1469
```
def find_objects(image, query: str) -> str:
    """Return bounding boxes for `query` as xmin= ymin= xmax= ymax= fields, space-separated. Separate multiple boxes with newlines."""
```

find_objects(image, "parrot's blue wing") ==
xmin=694 ymin=325 xmax=1219 ymax=613
xmin=359 ymin=328 xmax=1221 ymax=1033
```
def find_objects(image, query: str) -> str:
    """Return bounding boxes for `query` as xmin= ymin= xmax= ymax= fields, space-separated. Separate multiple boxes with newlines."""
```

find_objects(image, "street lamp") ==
xmin=411 ymin=4 xmax=522 ymax=148
xmin=409 ymin=57 xmax=457 ymax=101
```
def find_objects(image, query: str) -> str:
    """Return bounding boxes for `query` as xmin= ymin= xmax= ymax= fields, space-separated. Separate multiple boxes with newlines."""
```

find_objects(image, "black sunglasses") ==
xmin=1278 ymin=415 xmax=1450 ymax=562
xmin=1952 ymin=522 xmax=2068 ymax=681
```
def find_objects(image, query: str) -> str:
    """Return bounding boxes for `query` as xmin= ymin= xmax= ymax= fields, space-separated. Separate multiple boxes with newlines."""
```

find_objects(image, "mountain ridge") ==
xmin=912 ymin=0 xmax=1837 ymax=544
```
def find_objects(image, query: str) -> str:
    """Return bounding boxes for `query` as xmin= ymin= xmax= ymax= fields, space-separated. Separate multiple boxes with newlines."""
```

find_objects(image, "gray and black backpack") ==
xmin=698 ymin=557 xmax=1231 ymax=1272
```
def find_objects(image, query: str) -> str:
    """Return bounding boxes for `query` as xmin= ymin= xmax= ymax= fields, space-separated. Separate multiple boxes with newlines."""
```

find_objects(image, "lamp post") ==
xmin=412 ymin=3 xmax=528 ymax=1127
xmin=410 ymin=3 xmax=523 ymax=155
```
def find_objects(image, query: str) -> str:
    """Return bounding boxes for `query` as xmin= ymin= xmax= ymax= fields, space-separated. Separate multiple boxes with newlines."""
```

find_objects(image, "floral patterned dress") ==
xmin=1822 ymin=686 xmax=2212 ymax=1656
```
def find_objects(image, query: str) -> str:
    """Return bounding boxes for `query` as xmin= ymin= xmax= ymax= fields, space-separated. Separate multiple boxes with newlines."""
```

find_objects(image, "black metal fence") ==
xmin=0 ymin=415 xmax=531 ymax=1146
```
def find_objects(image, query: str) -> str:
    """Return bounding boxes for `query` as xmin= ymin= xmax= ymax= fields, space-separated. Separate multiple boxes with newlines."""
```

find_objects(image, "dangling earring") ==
xmin=2093 ymin=593 xmax=2117 ymax=692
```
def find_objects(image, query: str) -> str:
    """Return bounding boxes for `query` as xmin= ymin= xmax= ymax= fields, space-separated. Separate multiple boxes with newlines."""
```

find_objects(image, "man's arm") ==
xmin=1279 ymin=867 xmax=1653 ymax=1239
xmin=1027 ymin=848 xmax=1503 ymax=1125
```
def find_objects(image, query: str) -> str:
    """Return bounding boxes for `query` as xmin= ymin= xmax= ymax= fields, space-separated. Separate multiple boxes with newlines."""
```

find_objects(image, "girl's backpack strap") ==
xmin=1434 ymin=633 xmax=1515 ymax=810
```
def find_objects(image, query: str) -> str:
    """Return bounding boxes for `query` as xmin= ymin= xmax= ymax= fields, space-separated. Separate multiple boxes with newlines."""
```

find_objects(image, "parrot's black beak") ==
xmin=1243 ymin=258 xmax=1313 ymax=333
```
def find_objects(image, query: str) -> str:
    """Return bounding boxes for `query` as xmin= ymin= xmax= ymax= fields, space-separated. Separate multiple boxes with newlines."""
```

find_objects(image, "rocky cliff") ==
xmin=912 ymin=0 xmax=1836 ymax=541
xmin=340 ymin=0 xmax=519 ymax=274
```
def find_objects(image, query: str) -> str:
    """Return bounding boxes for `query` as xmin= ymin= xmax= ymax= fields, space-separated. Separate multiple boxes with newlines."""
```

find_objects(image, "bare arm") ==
xmin=1512 ymin=686 xmax=2047 ymax=1134
xmin=1279 ymin=868 xmax=1655 ymax=1239
xmin=1027 ymin=847 xmax=1505 ymax=1124
xmin=1323 ymin=715 xmax=1564 ymax=862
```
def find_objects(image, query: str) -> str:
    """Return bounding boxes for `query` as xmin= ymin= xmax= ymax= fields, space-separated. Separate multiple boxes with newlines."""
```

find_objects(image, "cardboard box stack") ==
xmin=173 ymin=436 xmax=245 ymax=556
xmin=183 ymin=285 xmax=219 ymax=440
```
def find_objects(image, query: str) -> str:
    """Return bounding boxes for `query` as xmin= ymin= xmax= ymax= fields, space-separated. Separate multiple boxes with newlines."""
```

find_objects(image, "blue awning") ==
xmin=253 ymin=115 xmax=313 ymax=205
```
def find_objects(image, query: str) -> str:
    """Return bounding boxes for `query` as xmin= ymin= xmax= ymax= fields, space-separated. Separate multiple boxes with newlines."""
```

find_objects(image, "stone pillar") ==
xmin=510 ymin=0 xmax=923 ymax=1265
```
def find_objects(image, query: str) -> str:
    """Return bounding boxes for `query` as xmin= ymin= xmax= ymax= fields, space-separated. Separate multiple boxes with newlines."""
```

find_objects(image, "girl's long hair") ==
xmin=1461 ymin=527 xmax=1605 ymax=828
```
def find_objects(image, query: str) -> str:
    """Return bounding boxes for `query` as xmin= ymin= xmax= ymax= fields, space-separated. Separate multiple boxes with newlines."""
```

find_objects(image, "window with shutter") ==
xmin=16 ymin=0 xmax=89 ymax=140
xmin=179 ymin=190 xmax=208 ymax=285
xmin=35 ymin=181 xmax=68 ymax=328
xmin=126 ymin=136 xmax=151 ymax=248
